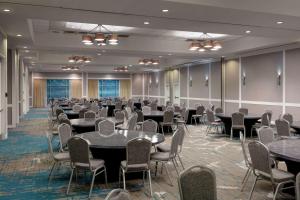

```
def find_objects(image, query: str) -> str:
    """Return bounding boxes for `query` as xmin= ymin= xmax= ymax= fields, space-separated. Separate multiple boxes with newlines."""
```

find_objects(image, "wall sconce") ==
xmin=205 ymin=75 xmax=209 ymax=86
xmin=155 ymin=77 xmax=159 ymax=87
xmin=277 ymin=71 xmax=281 ymax=86
xmin=242 ymin=72 xmax=246 ymax=86
xmin=189 ymin=76 xmax=192 ymax=87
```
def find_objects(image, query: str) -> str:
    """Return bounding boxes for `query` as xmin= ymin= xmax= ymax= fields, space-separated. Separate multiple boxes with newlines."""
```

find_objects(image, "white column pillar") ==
xmin=282 ymin=50 xmax=286 ymax=113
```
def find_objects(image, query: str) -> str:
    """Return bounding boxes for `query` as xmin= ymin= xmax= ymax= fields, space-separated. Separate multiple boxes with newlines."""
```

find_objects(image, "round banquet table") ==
xmin=79 ymin=130 xmax=165 ymax=182
xmin=70 ymin=118 xmax=102 ymax=133
xmin=268 ymin=139 xmax=300 ymax=175
xmin=64 ymin=110 xmax=79 ymax=119
xmin=290 ymin=121 xmax=300 ymax=134
xmin=61 ymin=106 xmax=72 ymax=111
xmin=215 ymin=113 xmax=261 ymax=137
xmin=102 ymin=104 xmax=125 ymax=117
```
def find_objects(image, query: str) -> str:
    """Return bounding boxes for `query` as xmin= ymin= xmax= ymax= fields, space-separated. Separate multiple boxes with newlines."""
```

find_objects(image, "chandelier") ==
xmin=62 ymin=66 xmax=79 ymax=71
xmin=81 ymin=25 xmax=119 ymax=46
xmin=138 ymin=59 xmax=159 ymax=65
xmin=188 ymin=33 xmax=222 ymax=52
xmin=114 ymin=66 xmax=128 ymax=72
xmin=68 ymin=56 xmax=92 ymax=63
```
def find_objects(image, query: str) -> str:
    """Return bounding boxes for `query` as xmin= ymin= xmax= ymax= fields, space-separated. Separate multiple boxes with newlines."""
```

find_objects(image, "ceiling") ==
xmin=0 ymin=0 xmax=300 ymax=73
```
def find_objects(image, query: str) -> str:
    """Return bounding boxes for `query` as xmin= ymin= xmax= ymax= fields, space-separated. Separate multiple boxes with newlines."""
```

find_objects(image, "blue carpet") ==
xmin=20 ymin=109 xmax=48 ymax=120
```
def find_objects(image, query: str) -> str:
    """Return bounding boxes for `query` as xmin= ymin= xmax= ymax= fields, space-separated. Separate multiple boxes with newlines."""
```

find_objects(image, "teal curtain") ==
xmin=47 ymin=79 xmax=70 ymax=101
xmin=99 ymin=80 xmax=119 ymax=98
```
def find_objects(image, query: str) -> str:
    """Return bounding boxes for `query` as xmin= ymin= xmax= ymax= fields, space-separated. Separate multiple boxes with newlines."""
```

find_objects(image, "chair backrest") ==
xmin=206 ymin=109 xmax=215 ymax=123
xmin=58 ymin=113 xmax=68 ymax=121
xmin=126 ymin=138 xmax=152 ymax=168
xmin=177 ymin=126 xmax=185 ymax=153
xmin=104 ymin=189 xmax=131 ymax=200
xmin=94 ymin=118 xmax=103 ymax=131
xmin=239 ymin=132 xmax=251 ymax=167
xmin=136 ymin=110 xmax=144 ymax=123
xmin=98 ymin=119 xmax=115 ymax=136
xmin=214 ymin=107 xmax=223 ymax=114
xmin=99 ymin=107 xmax=108 ymax=118
xmin=72 ymin=104 xmax=82 ymax=112
xmin=210 ymin=104 xmax=215 ymax=111
xmin=196 ymin=105 xmax=205 ymax=115
xmin=161 ymin=105 xmax=166 ymax=111
xmin=275 ymin=119 xmax=291 ymax=137
xmin=282 ymin=113 xmax=293 ymax=125
xmin=239 ymin=108 xmax=248 ymax=115
xmin=127 ymin=113 xmax=138 ymax=130
xmin=122 ymin=110 xmax=129 ymax=120
xmin=68 ymin=137 xmax=91 ymax=169
xmin=125 ymin=107 xmax=132 ymax=116
xmin=79 ymin=108 xmax=88 ymax=118
xmin=184 ymin=109 xmax=189 ymax=123
xmin=178 ymin=165 xmax=217 ymax=200
xmin=115 ymin=101 xmax=123 ymax=110
xmin=170 ymin=129 xmax=181 ymax=158
xmin=261 ymin=112 xmax=270 ymax=126
xmin=296 ymin=173 xmax=300 ymax=200
xmin=174 ymin=105 xmax=181 ymax=112
xmin=257 ymin=127 xmax=274 ymax=145
xmin=150 ymin=103 xmax=158 ymax=111
xmin=232 ymin=112 xmax=244 ymax=126
xmin=84 ymin=110 xmax=96 ymax=119
xmin=142 ymin=106 xmax=151 ymax=114
xmin=59 ymin=118 xmax=71 ymax=126
xmin=90 ymin=105 xmax=99 ymax=113
xmin=163 ymin=110 xmax=174 ymax=123
xmin=115 ymin=111 xmax=125 ymax=122
xmin=58 ymin=123 xmax=72 ymax=151
xmin=142 ymin=119 xmax=158 ymax=133
xmin=248 ymin=141 xmax=272 ymax=176
xmin=166 ymin=106 xmax=175 ymax=112
xmin=46 ymin=133 xmax=54 ymax=159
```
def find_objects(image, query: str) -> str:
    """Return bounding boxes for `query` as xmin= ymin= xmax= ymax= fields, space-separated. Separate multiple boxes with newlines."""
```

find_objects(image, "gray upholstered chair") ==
xmin=142 ymin=119 xmax=158 ymax=133
xmin=84 ymin=110 xmax=96 ymax=119
xmin=175 ymin=108 xmax=190 ymax=133
xmin=296 ymin=173 xmax=300 ymax=200
xmin=72 ymin=104 xmax=82 ymax=112
xmin=114 ymin=101 xmax=123 ymax=113
xmin=46 ymin=133 xmax=70 ymax=182
xmin=191 ymin=105 xmax=205 ymax=125
xmin=282 ymin=113 xmax=293 ymax=125
xmin=99 ymin=107 xmax=108 ymax=118
xmin=251 ymin=112 xmax=270 ymax=137
xmin=67 ymin=137 xmax=107 ymax=198
xmin=104 ymin=189 xmax=131 ymax=200
xmin=98 ymin=119 xmax=115 ymax=136
xmin=142 ymin=106 xmax=151 ymax=114
xmin=90 ymin=105 xmax=99 ymax=114
xmin=257 ymin=127 xmax=274 ymax=145
xmin=58 ymin=123 xmax=72 ymax=152
xmin=166 ymin=106 xmax=175 ymax=111
xmin=94 ymin=118 xmax=103 ymax=131
xmin=159 ymin=110 xmax=174 ymax=135
xmin=114 ymin=111 xmax=125 ymax=126
xmin=136 ymin=110 xmax=144 ymax=127
xmin=178 ymin=165 xmax=217 ymax=200
xmin=79 ymin=108 xmax=88 ymax=118
xmin=59 ymin=118 xmax=72 ymax=126
xmin=174 ymin=105 xmax=181 ymax=112
xmin=275 ymin=118 xmax=291 ymax=137
xmin=151 ymin=128 xmax=181 ymax=186
xmin=56 ymin=108 xmax=64 ymax=120
xmin=119 ymin=138 xmax=153 ymax=196
xmin=239 ymin=108 xmax=248 ymax=115
xmin=58 ymin=113 xmax=68 ymax=121
xmin=206 ymin=109 xmax=223 ymax=135
xmin=214 ymin=107 xmax=223 ymax=114
xmin=247 ymin=141 xmax=295 ymax=200
xmin=240 ymin=132 xmax=253 ymax=192
xmin=127 ymin=113 xmax=138 ymax=130
xmin=231 ymin=112 xmax=245 ymax=140
xmin=157 ymin=126 xmax=185 ymax=169
xmin=122 ymin=109 xmax=129 ymax=120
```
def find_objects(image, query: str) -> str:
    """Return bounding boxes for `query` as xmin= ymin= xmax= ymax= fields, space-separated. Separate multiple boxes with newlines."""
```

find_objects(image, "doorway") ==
xmin=165 ymin=69 xmax=180 ymax=105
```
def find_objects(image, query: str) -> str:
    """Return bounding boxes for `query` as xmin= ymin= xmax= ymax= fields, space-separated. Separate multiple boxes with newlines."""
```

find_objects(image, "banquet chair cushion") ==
xmin=121 ymin=161 xmax=149 ymax=172
xmin=151 ymin=152 xmax=170 ymax=161
xmin=75 ymin=159 xmax=105 ymax=170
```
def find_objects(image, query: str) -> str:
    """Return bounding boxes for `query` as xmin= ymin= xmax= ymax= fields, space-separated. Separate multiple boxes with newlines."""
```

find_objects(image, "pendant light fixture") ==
xmin=188 ymin=33 xmax=222 ymax=52
xmin=68 ymin=56 xmax=92 ymax=63
xmin=138 ymin=59 xmax=160 ymax=65
xmin=81 ymin=25 xmax=120 ymax=46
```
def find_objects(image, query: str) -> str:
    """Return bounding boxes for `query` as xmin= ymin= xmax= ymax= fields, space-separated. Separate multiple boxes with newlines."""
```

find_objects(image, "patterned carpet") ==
xmin=0 ymin=108 xmax=292 ymax=199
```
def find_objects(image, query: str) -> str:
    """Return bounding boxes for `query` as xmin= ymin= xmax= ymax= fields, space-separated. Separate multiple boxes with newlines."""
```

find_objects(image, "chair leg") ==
xmin=48 ymin=162 xmax=57 ymax=181
xmin=66 ymin=168 xmax=74 ymax=195
xmin=119 ymin=167 xmax=122 ymax=187
xmin=122 ymin=169 xmax=126 ymax=190
xmin=163 ymin=163 xmax=173 ymax=186
xmin=104 ymin=167 xmax=108 ymax=187
xmin=161 ymin=125 xmax=165 ymax=135
xmin=184 ymin=123 xmax=190 ymax=134
xmin=148 ymin=170 xmax=153 ymax=197
xmin=248 ymin=176 xmax=258 ymax=200
xmin=241 ymin=168 xmax=251 ymax=192
xmin=88 ymin=170 xmax=97 ymax=198
xmin=244 ymin=128 xmax=246 ymax=142
xmin=172 ymin=159 xmax=179 ymax=176
xmin=230 ymin=128 xmax=233 ymax=140
xmin=177 ymin=155 xmax=185 ymax=169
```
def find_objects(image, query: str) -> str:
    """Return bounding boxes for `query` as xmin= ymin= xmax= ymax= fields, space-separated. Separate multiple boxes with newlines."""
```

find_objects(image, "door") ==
xmin=164 ymin=69 xmax=180 ymax=105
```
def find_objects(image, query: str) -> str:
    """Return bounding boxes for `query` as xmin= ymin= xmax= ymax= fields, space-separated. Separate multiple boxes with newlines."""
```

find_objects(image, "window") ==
xmin=47 ymin=79 xmax=70 ymax=101
xmin=99 ymin=80 xmax=119 ymax=98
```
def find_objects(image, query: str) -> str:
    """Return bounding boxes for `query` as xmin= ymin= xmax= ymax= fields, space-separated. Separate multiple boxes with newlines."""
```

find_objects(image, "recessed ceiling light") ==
xmin=97 ymin=53 xmax=102 ymax=56
xmin=245 ymin=30 xmax=251 ymax=34
xmin=25 ymin=50 xmax=29 ymax=53
xmin=3 ymin=9 xmax=11 ymax=12
xmin=129 ymin=65 xmax=133 ymax=67
xmin=23 ymin=46 xmax=28 ymax=49
xmin=162 ymin=9 xmax=169 ymax=13
xmin=158 ymin=55 xmax=163 ymax=58
xmin=168 ymin=53 xmax=172 ymax=56
xmin=276 ymin=21 xmax=284 ymax=24
xmin=144 ymin=21 xmax=150 ymax=25
xmin=16 ymin=34 xmax=22 ymax=37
